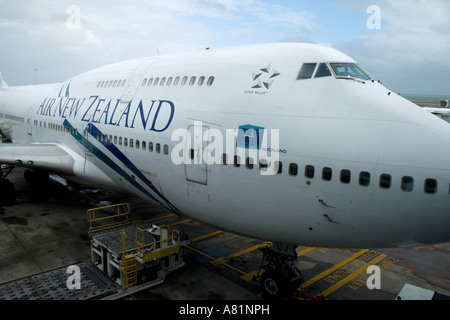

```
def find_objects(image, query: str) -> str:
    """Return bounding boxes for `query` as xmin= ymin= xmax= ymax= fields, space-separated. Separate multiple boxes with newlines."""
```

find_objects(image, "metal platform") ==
xmin=0 ymin=261 xmax=120 ymax=300
xmin=0 ymin=204 xmax=188 ymax=300
xmin=91 ymin=220 xmax=158 ymax=257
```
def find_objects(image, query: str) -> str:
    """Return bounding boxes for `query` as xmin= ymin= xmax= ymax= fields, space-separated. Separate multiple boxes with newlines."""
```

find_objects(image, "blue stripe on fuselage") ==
xmin=63 ymin=120 xmax=178 ymax=212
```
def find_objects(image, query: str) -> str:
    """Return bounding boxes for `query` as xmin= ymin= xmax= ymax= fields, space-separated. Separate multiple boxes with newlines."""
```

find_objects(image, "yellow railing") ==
xmin=135 ymin=225 xmax=181 ymax=262
xmin=87 ymin=203 xmax=134 ymax=233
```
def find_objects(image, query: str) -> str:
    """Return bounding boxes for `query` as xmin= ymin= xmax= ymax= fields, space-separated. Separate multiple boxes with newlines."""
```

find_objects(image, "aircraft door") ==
xmin=185 ymin=123 xmax=209 ymax=185
xmin=120 ymin=58 xmax=156 ymax=104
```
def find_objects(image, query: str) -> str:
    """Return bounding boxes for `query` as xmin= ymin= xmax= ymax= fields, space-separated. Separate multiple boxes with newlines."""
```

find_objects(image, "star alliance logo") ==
xmin=245 ymin=64 xmax=280 ymax=95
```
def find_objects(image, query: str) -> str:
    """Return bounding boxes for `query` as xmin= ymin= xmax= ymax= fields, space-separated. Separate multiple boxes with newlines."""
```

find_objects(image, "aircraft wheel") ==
xmin=260 ymin=270 xmax=286 ymax=299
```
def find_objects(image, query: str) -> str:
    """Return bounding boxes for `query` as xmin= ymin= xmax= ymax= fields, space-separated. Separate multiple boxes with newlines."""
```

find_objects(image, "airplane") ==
xmin=1 ymin=43 xmax=449 ymax=297
xmin=422 ymin=100 xmax=450 ymax=123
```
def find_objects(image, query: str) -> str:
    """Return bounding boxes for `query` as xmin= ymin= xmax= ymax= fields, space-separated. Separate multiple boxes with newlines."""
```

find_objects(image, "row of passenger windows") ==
xmin=96 ymin=76 xmax=215 ymax=89
xmin=38 ymin=121 xmax=442 ymax=195
xmin=97 ymin=79 xmax=127 ymax=88
xmin=141 ymin=76 xmax=215 ymax=87
xmin=218 ymin=154 xmax=441 ymax=195
xmin=94 ymin=131 xmax=170 ymax=155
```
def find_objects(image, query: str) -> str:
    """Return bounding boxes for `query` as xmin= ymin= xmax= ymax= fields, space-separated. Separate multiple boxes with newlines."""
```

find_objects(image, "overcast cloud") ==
xmin=0 ymin=0 xmax=449 ymax=95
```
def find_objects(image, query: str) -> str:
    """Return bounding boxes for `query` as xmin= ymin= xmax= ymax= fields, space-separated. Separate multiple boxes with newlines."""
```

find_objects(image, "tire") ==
xmin=260 ymin=270 xmax=286 ymax=299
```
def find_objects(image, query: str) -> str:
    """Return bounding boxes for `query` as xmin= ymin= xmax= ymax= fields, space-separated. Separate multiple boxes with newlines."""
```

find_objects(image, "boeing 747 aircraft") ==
xmin=0 ymin=43 xmax=449 ymax=297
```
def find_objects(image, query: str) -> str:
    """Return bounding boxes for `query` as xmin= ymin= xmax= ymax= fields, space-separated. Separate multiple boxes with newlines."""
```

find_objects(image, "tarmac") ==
xmin=0 ymin=167 xmax=449 ymax=301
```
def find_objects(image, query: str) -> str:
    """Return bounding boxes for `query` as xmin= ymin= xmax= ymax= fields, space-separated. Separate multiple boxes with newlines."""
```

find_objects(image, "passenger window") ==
xmin=167 ymin=77 xmax=173 ymax=86
xmin=142 ymin=141 xmax=146 ymax=151
xmin=340 ymin=170 xmax=351 ymax=184
xmin=246 ymin=157 xmax=254 ymax=169
xmin=424 ymin=179 xmax=437 ymax=194
xmin=207 ymin=76 xmax=215 ymax=86
xmin=136 ymin=140 xmax=140 ymax=149
xmin=315 ymin=63 xmax=332 ymax=78
xmin=234 ymin=155 xmax=240 ymax=168
xmin=189 ymin=76 xmax=196 ymax=86
xmin=297 ymin=63 xmax=317 ymax=80
xmin=154 ymin=78 xmax=160 ymax=86
xmin=379 ymin=174 xmax=391 ymax=189
xmin=156 ymin=143 xmax=161 ymax=153
xmin=119 ymin=137 xmax=123 ymax=145
xmin=174 ymin=77 xmax=180 ymax=86
xmin=322 ymin=167 xmax=332 ymax=181
xmin=259 ymin=159 xmax=268 ymax=172
xmin=122 ymin=80 xmax=126 ymax=87
xmin=198 ymin=76 xmax=205 ymax=86
xmin=147 ymin=78 xmax=153 ymax=86
xmin=130 ymin=139 xmax=134 ymax=148
xmin=275 ymin=161 xmax=282 ymax=174
xmin=124 ymin=138 xmax=128 ymax=147
xmin=359 ymin=172 xmax=371 ymax=186
xmin=222 ymin=154 xmax=228 ymax=165
xmin=149 ymin=142 xmax=154 ymax=152
xmin=181 ymin=76 xmax=188 ymax=86
xmin=401 ymin=176 xmax=414 ymax=192
xmin=160 ymin=78 xmax=166 ymax=86
xmin=164 ymin=144 xmax=169 ymax=155
xmin=289 ymin=163 xmax=298 ymax=176
xmin=305 ymin=165 xmax=315 ymax=179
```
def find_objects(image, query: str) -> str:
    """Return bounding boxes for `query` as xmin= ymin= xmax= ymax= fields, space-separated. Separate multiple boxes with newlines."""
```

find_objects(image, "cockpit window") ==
xmin=314 ymin=63 xmax=332 ymax=78
xmin=297 ymin=63 xmax=317 ymax=80
xmin=330 ymin=63 xmax=372 ymax=81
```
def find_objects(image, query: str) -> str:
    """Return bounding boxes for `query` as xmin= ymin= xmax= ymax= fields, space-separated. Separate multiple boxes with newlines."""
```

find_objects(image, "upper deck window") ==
xmin=330 ymin=63 xmax=372 ymax=81
xmin=297 ymin=63 xmax=317 ymax=80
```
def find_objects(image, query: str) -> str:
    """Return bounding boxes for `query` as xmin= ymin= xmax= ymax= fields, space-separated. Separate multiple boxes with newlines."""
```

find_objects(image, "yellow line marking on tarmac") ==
xmin=211 ymin=241 xmax=270 ymax=266
xmin=191 ymin=230 xmax=223 ymax=242
xmin=321 ymin=253 xmax=387 ymax=298
xmin=301 ymin=249 xmax=369 ymax=288
xmin=297 ymin=247 xmax=315 ymax=257
xmin=185 ymin=245 xmax=247 ymax=275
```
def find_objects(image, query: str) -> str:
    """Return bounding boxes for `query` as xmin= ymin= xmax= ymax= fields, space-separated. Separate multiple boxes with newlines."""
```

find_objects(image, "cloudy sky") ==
xmin=0 ymin=0 xmax=449 ymax=96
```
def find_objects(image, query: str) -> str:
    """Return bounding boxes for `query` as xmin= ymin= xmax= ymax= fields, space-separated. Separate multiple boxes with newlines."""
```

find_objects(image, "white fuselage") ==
xmin=1 ymin=43 xmax=449 ymax=248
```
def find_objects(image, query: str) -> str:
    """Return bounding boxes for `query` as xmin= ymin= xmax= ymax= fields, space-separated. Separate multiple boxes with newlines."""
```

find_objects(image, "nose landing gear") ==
xmin=256 ymin=242 xmax=303 ymax=299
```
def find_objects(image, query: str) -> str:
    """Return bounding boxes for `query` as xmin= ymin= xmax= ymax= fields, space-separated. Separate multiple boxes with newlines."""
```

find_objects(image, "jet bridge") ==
xmin=0 ymin=203 xmax=189 ymax=300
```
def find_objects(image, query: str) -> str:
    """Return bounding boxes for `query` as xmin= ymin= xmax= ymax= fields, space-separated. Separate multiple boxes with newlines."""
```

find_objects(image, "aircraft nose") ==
xmin=377 ymin=113 xmax=450 ymax=246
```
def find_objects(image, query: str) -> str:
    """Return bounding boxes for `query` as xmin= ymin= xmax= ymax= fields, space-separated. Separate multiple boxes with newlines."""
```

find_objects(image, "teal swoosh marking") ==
xmin=63 ymin=120 xmax=177 ymax=211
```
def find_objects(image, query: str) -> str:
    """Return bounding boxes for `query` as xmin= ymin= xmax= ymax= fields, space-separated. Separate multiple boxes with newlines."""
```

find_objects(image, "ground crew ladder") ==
xmin=122 ymin=254 xmax=137 ymax=289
